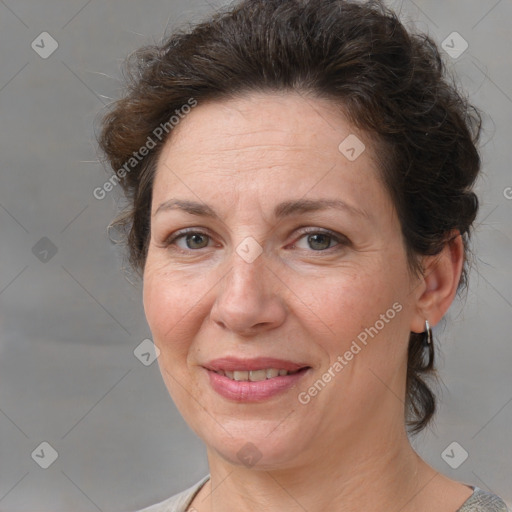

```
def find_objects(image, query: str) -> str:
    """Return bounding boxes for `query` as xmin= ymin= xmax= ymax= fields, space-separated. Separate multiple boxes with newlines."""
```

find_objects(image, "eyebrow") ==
xmin=154 ymin=198 xmax=370 ymax=220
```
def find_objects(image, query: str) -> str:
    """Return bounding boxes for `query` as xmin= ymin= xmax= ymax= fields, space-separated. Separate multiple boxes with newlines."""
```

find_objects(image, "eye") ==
xmin=293 ymin=228 xmax=346 ymax=251
xmin=163 ymin=227 xmax=348 ymax=254
xmin=165 ymin=229 xmax=213 ymax=251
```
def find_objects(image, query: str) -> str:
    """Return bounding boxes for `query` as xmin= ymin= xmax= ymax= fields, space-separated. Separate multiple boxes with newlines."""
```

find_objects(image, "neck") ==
xmin=195 ymin=421 xmax=436 ymax=512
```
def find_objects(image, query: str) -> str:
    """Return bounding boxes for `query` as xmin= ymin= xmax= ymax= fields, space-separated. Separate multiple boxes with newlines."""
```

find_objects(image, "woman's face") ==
xmin=143 ymin=92 xmax=420 ymax=469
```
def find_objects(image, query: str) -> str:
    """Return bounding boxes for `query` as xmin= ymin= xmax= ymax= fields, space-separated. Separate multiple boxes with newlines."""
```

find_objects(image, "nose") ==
xmin=209 ymin=249 xmax=287 ymax=336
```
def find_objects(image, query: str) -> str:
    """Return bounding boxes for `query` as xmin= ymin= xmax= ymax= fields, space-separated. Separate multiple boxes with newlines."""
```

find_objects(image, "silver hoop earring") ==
xmin=425 ymin=319 xmax=433 ymax=345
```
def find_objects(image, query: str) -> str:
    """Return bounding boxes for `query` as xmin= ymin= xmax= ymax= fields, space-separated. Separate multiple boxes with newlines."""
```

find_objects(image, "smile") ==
xmin=214 ymin=368 xmax=300 ymax=381
xmin=203 ymin=358 xmax=311 ymax=402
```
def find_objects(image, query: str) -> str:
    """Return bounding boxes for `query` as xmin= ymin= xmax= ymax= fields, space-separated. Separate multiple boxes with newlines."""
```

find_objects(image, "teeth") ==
xmin=233 ymin=370 xmax=249 ymax=381
xmin=219 ymin=368 xmax=298 ymax=381
xmin=249 ymin=369 xmax=267 ymax=381
xmin=266 ymin=368 xmax=279 ymax=379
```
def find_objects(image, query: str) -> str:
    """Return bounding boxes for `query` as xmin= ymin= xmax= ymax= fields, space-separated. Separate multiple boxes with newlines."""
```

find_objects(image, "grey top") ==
xmin=135 ymin=475 xmax=509 ymax=512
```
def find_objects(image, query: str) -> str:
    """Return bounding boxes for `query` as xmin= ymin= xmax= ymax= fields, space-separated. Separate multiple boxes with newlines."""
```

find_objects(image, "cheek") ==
xmin=143 ymin=265 xmax=204 ymax=358
xmin=296 ymin=269 xmax=390 ymax=336
xmin=143 ymin=267 xmax=208 ymax=412
xmin=297 ymin=261 xmax=409 ymax=364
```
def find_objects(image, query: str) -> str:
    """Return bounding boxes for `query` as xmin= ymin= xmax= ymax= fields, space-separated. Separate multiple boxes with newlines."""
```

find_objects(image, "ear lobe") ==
xmin=410 ymin=230 xmax=464 ymax=334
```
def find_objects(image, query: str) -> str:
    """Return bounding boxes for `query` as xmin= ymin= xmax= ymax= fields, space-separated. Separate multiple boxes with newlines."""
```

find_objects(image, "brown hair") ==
xmin=97 ymin=0 xmax=481 ymax=434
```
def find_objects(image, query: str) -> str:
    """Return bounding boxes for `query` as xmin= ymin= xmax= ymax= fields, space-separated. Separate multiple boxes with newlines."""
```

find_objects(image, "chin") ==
xmin=198 ymin=419 xmax=312 ymax=470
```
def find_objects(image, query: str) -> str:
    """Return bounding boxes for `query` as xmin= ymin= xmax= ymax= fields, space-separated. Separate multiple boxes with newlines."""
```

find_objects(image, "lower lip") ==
xmin=206 ymin=368 xmax=310 ymax=402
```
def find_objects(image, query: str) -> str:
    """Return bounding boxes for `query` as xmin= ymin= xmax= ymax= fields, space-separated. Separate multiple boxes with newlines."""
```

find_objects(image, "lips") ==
xmin=203 ymin=357 xmax=310 ymax=402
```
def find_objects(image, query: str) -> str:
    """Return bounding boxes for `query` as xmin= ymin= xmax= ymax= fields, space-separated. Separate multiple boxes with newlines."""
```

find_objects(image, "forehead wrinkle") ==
xmin=182 ymin=145 xmax=321 ymax=159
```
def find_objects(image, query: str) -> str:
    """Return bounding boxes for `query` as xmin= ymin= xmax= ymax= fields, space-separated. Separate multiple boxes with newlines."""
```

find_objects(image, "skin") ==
xmin=142 ymin=91 xmax=473 ymax=511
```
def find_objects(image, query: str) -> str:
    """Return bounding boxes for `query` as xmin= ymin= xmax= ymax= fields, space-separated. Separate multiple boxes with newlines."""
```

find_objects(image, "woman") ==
xmin=98 ymin=0 xmax=508 ymax=510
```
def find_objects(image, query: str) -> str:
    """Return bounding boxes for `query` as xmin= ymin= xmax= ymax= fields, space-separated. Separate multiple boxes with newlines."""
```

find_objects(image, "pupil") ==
xmin=309 ymin=234 xmax=330 ymax=250
xmin=188 ymin=234 xmax=207 ymax=249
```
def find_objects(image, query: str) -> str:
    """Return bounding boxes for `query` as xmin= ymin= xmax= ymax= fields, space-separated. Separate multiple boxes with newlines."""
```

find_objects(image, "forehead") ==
xmin=152 ymin=92 xmax=389 ymax=219
xmin=159 ymin=92 xmax=369 ymax=162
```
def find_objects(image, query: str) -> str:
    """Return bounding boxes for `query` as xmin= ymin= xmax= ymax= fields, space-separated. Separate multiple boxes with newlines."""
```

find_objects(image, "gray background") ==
xmin=0 ymin=0 xmax=510 ymax=510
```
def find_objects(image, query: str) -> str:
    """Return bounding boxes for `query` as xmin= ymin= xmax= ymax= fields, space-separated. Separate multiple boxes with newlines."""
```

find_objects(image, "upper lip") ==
xmin=203 ymin=357 xmax=309 ymax=372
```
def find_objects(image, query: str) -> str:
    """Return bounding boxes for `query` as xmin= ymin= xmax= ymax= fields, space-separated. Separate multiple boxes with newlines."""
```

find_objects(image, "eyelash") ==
xmin=163 ymin=227 xmax=348 ymax=254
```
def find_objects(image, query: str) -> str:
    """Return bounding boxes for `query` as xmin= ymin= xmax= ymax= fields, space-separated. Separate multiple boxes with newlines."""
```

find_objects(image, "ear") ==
xmin=410 ymin=230 xmax=465 ymax=334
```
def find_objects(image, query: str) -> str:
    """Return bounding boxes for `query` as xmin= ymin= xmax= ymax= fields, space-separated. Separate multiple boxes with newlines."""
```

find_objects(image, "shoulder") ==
xmin=458 ymin=487 xmax=509 ymax=512
xmin=134 ymin=476 xmax=210 ymax=512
